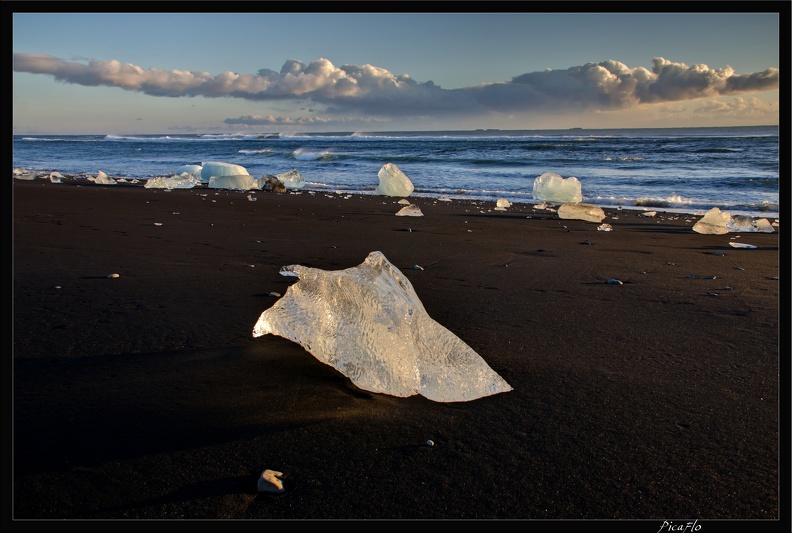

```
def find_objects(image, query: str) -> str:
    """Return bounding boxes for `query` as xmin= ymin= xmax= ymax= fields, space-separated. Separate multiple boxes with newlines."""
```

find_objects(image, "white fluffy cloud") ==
xmin=13 ymin=53 xmax=778 ymax=118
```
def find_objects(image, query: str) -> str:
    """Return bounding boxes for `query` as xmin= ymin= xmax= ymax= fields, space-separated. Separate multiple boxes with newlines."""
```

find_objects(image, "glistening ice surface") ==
xmin=252 ymin=251 xmax=512 ymax=402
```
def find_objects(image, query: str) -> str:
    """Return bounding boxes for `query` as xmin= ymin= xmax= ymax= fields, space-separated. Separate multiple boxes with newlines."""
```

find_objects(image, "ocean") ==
xmin=12 ymin=125 xmax=779 ymax=219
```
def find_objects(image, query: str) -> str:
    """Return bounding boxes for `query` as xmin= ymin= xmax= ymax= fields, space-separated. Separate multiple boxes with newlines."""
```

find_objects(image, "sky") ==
xmin=10 ymin=10 xmax=783 ymax=135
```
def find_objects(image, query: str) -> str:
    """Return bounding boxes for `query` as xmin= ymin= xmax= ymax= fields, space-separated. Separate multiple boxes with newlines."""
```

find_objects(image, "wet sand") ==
xmin=12 ymin=178 xmax=783 ymax=522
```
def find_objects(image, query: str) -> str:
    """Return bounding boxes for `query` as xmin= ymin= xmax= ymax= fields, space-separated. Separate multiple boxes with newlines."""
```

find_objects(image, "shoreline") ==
xmin=11 ymin=173 xmax=782 ymax=221
xmin=12 ymin=179 xmax=781 ymax=520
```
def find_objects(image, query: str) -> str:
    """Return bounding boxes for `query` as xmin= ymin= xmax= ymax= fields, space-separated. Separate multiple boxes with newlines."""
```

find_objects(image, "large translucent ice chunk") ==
xmin=557 ymin=203 xmax=606 ymax=223
xmin=252 ymin=251 xmax=512 ymax=402
xmin=532 ymin=172 xmax=582 ymax=203
xmin=201 ymin=161 xmax=249 ymax=181
xmin=277 ymin=168 xmax=305 ymax=189
xmin=692 ymin=207 xmax=730 ymax=234
xmin=375 ymin=163 xmax=414 ymax=197
xmin=208 ymin=174 xmax=259 ymax=190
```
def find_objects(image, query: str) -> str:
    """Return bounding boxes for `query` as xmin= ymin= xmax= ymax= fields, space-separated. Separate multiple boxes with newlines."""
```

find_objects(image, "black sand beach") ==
xmin=11 ymin=179 xmax=784 ymax=522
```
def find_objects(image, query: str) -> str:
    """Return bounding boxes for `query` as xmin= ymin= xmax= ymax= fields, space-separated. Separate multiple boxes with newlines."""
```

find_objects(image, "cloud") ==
xmin=13 ymin=53 xmax=778 ymax=118
xmin=692 ymin=96 xmax=779 ymax=117
xmin=223 ymin=114 xmax=386 ymax=126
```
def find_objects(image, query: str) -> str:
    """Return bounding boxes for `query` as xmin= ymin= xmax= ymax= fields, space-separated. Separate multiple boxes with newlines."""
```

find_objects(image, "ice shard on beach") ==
xmin=201 ymin=161 xmax=249 ymax=181
xmin=692 ymin=207 xmax=732 ymax=234
xmin=375 ymin=163 xmax=414 ymax=197
xmin=692 ymin=208 xmax=775 ymax=234
xmin=276 ymin=168 xmax=305 ymax=189
xmin=395 ymin=204 xmax=424 ymax=217
xmin=727 ymin=215 xmax=775 ymax=233
xmin=532 ymin=172 xmax=582 ymax=204
xmin=145 ymin=173 xmax=200 ymax=189
xmin=557 ymin=203 xmax=606 ymax=223
xmin=93 ymin=171 xmax=117 ymax=185
xmin=252 ymin=251 xmax=512 ymax=402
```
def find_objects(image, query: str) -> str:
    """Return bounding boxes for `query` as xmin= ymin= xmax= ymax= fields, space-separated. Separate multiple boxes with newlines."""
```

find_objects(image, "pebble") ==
xmin=426 ymin=440 xmax=435 ymax=447
xmin=412 ymin=265 xmax=424 ymax=270
xmin=607 ymin=278 xmax=623 ymax=285
xmin=108 ymin=273 xmax=120 ymax=279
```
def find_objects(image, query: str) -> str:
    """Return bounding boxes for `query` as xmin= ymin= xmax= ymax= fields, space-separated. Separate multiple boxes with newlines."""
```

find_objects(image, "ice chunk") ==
xmin=252 ymin=251 xmax=512 ymax=402
xmin=201 ymin=161 xmax=249 ymax=181
xmin=276 ymin=168 xmax=305 ymax=189
xmin=14 ymin=172 xmax=37 ymax=181
xmin=208 ymin=174 xmax=259 ymax=190
xmin=93 ymin=171 xmax=117 ymax=185
xmin=754 ymin=219 xmax=775 ymax=233
xmin=375 ymin=163 xmax=414 ymax=197
xmin=692 ymin=207 xmax=730 ymax=234
xmin=145 ymin=173 xmax=200 ymax=189
xmin=727 ymin=215 xmax=775 ymax=233
xmin=557 ymin=203 xmax=606 ymax=223
xmin=258 ymin=469 xmax=285 ymax=493
xmin=496 ymin=199 xmax=511 ymax=208
xmin=532 ymin=172 xmax=582 ymax=203
xmin=395 ymin=204 xmax=424 ymax=217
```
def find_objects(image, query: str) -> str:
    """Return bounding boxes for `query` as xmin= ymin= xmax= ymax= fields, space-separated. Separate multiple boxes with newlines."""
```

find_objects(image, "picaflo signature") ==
xmin=657 ymin=520 xmax=701 ymax=533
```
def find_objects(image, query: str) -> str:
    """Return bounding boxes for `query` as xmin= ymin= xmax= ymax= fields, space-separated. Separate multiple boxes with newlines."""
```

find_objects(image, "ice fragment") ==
xmin=252 ymin=252 xmax=512 ymax=402
xmin=258 ymin=469 xmax=285 ymax=493
xmin=145 ymin=173 xmax=199 ymax=189
xmin=557 ymin=203 xmax=606 ymax=223
xmin=201 ymin=161 xmax=249 ymax=181
xmin=375 ymin=163 xmax=414 ymax=197
xmin=727 ymin=215 xmax=775 ymax=233
xmin=93 ymin=171 xmax=117 ymax=185
xmin=276 ymin=168 xmax=305 ymax=189
xmin=692 ymin=207 xmax=731 ymax=234
xmin=532 ymin=172 xmax=582 ymax=203
xmin=396 ymin=204 xmax=424 ymax=217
